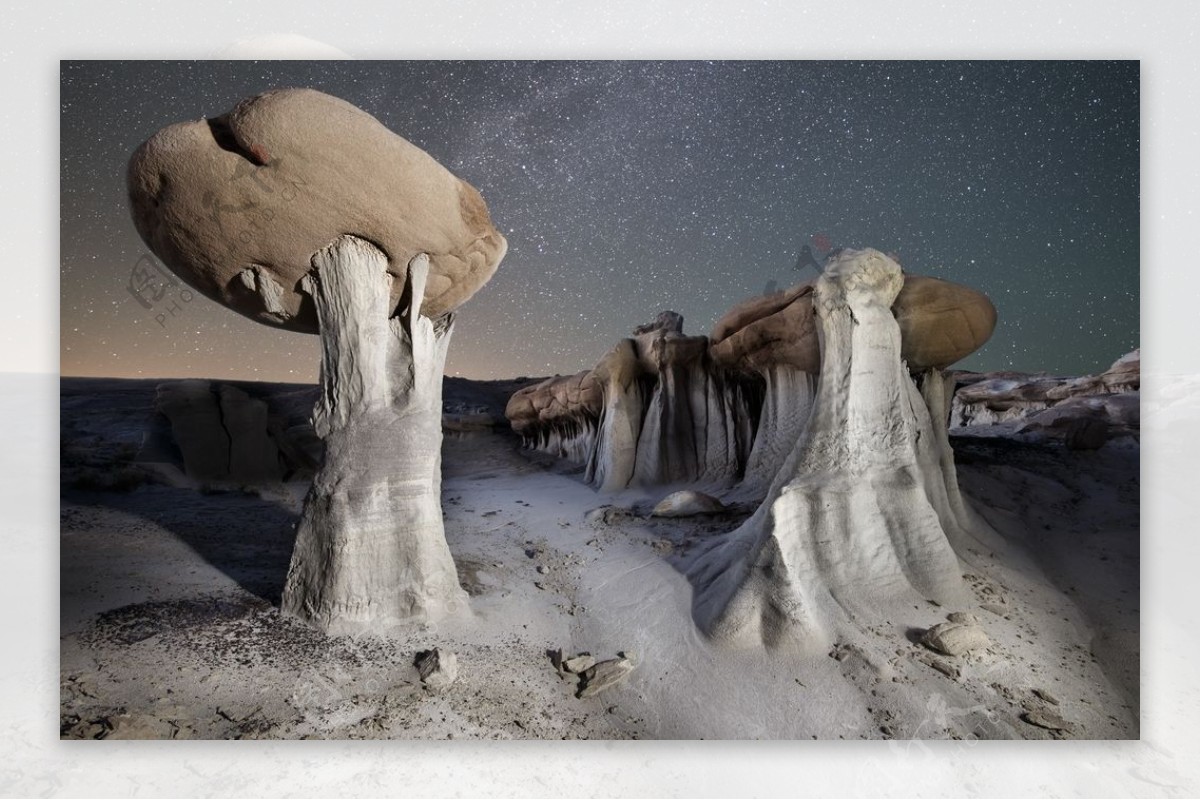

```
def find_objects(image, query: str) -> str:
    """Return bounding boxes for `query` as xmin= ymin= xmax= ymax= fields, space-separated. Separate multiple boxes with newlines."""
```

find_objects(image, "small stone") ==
xmin=534 ymin=581 xmax=546 ymax=591
xmin=585 ymin=505 xmax=630 ymax=526
xmin=1033 ymin=688 xmax=1060 ymax=705
xmin=1021 ymin=709 xmax=1072 ymax=732
xmin=577 ymin=658 xmax=634 ymax=698
xmin=536 ymin=565 xmax=549 ymax=574
xmin=921 ymin=655 xmax=961 ymax=679
xmin=946 ymin=611 xmax=979 ymax=625
xmin=980 ymin=603 xmax=1008 ymax=617
xmin=650 ymin=490 xmax=726 ymax=518
xmin=563 ymin=654 xmax=597 ymax=674
xmin=415 ymin=648 xmax=458 ymax=692
xmin=920 ymin=622 xmax=990 ymax=656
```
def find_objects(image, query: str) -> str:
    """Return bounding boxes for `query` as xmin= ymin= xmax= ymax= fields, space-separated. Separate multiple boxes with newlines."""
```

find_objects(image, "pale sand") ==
xmin=59 ymin=377 xmax=1137 ymax=740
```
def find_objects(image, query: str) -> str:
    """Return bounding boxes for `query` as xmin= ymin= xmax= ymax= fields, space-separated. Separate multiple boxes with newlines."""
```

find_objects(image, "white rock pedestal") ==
xmin=688 ymin=249 xmax=969 ymax=650
xmin=281 ymin=235 xmax=467 ymax=635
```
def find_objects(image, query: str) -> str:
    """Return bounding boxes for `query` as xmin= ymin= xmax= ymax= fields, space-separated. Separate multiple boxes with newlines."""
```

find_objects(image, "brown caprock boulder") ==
xmin=127 ymin=87 xmax=507 ymax=332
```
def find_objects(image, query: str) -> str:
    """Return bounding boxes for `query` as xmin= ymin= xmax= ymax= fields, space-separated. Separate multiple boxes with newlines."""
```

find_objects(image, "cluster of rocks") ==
xmin=507 ymin=271 xmax=996 ymax=496
xmin=950 ymin=349 xmax=1140 ymax=449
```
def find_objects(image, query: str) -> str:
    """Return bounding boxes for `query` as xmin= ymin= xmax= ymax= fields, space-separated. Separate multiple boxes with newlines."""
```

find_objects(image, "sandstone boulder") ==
xmin=651 ymin=490 xmax=727 ymax=517
xmin=127 ymin=87 xmax=507 ymax=332
xmin=709 ymin=274 xmax=996 ymax=374
xmin=921 ymin=621 xmax=991 ymax=657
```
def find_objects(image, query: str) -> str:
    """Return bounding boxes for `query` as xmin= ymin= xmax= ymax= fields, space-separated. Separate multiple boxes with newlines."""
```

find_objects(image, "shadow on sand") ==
xmin=64 ymin=484 xmax=301 ymax=606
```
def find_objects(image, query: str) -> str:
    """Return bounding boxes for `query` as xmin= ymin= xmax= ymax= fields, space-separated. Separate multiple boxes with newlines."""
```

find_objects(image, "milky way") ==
xmin=61 ymin=60 xmax=1139 ymax=381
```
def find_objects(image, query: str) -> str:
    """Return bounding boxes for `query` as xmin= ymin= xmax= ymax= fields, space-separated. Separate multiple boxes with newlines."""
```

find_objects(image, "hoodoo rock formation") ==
xmin=709 ymin=281 xmax=822 ymax=493
xmin=507 ymin=262 xmax=996 ymax=500
xmin=506 ymin=312 xmax=754 ymax=492
xmin=688 ymin=249 xmax=988 ymax=649
xmin=128 ymin=88 xmax=507 ymax=634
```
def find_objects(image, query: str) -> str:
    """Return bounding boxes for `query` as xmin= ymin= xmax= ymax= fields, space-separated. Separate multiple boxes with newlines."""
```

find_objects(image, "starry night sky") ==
xmin=61 ymin=60 xmax=1139 ymax=382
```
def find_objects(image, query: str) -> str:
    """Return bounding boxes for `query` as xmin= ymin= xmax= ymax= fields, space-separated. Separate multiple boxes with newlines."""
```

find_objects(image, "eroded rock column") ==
xmin=281 ymin=235 xmax=466 ymax=634
xmin=585 ymin=340 xmax=645 ymax=492
xmin=688 ymin=249 xmax=968 ymax=650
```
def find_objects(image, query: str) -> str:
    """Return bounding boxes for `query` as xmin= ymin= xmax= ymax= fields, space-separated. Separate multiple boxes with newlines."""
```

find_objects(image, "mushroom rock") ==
xmin=127 ymin=89 xmax=507 ymax=635
xmin=127 ymin=87 xmax=506 ymax=332
xmin=687 ymin=249 xmax=981 ymax=650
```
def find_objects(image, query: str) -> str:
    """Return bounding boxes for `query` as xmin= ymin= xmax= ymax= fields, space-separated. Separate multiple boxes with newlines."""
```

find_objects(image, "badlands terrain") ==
xmin=59 ymin=351 xmax=1139 ymax=740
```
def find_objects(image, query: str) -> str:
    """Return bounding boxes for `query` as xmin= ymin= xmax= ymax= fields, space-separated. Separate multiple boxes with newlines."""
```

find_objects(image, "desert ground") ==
xmin=59 ymin=372 xmax=1138 ymax=740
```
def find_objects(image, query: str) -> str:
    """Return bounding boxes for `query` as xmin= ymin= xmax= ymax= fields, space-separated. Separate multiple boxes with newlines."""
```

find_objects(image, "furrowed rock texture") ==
xmin=127 ymin=87 xmax=507 ymax=332
xmin=686 ymin=249 xmax=973 ymax=650
xmin=281 ymin=237 xmax=468 ymax=634
xmin=709 ymin=282 xmax=821 ymax=495
xmin=509 ymin=314 xmax=755 ymax=492
xmin=585 ymin=339 xmax=649 ymax=491
xmin=627 ymin=322 xmax=748 ymax=489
